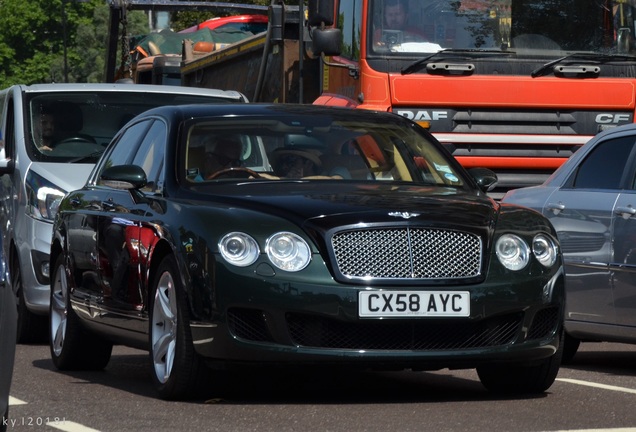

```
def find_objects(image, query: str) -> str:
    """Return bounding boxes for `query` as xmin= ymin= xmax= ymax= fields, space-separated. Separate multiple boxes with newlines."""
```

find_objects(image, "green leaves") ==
xmin=0 ymin=0 xmax=271 ymax=86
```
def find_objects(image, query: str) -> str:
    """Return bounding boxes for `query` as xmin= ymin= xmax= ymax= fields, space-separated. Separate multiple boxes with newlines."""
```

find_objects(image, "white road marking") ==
xmin=546 ymin=429 xmax=636 ymax=432
xmin=9 ymin=396 xmax=100 ymax=431
xmin=46 ymin=421 xmax=101 ymax=432
xmin=557 ymin=378 xmax=636 ymax=395
xmin=8 ymin=396 xmax=27 ymax=405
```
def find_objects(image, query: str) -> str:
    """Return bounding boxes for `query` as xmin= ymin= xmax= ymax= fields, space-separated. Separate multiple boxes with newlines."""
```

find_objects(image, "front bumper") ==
xmin=18 ymin=218 xmax=52 ymax=315
xmin=189 ymin=265 xmax=565 ymax=369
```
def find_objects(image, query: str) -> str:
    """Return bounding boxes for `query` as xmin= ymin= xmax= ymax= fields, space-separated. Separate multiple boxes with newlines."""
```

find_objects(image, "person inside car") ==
xmin=270 ymin=148 xmax=322 ymax=178
xmin=32 ymin=106 xmax=57 ymax=152
xmin=204 ymin=135 xmax=244 ymax=179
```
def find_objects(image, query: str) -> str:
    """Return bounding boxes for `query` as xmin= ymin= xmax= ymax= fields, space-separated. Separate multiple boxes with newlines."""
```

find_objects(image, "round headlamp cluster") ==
xmin=218 ymin=232 xmax=260 ymax=267
xmin=218 ymin=231 xmax=311 ymax=272
xmin=496 ymin=233 xmax=558 ymax=271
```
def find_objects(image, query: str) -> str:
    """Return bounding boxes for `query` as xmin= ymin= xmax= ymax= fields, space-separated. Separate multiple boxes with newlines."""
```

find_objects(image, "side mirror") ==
xmin=0 ymin=158 xmax=15 ymax=176
xmin=468 ymin=167 xmax=498 ymax=193
xmin=308 ymin=0 xmax=334 ymax=26
xmin=99 ymin=165 xmax=147 ymax=190
xmin=311 ymin=28 xmax=342 ymax=57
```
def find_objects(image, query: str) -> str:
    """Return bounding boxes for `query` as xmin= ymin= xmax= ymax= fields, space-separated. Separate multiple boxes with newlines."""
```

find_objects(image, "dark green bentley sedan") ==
xmin=49 ymin=103 xmax=565 ymax=400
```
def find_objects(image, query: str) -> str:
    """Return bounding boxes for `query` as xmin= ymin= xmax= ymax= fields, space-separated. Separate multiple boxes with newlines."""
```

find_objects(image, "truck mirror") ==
xmin=308 ymin=0 xmax=334 ymax=26
xmin=311 ymin=28 xmax=342 ymax=57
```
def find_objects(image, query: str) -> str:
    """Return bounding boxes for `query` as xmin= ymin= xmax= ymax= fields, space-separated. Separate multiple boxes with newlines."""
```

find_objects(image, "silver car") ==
xmin=0 ymin=83 xmax=248 ymax=343
xmin=502 ymin=123 xmax=636 ymax=362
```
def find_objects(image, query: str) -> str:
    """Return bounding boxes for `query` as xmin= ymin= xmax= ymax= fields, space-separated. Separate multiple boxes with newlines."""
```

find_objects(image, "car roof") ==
xmin=16 ymin=83 xmax=248 ymax=102
xmin=137 ymin=103 xmax=411 ymax=122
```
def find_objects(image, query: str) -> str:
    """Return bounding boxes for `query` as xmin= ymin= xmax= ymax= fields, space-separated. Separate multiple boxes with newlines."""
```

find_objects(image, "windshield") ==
xmin=27 ymin=91 xmax=239 ymax=163
xmin=370 ymin=0 xmax=626 ymax=56
xmin=183 ymin=115 xmax=466 ymax=187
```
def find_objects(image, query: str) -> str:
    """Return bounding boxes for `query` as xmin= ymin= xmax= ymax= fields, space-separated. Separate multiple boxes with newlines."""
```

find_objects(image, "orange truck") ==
xmin=308 ymin=0 xmax=636 ymax=195
xmin=112 ymin=1 xmax=636 ymax=195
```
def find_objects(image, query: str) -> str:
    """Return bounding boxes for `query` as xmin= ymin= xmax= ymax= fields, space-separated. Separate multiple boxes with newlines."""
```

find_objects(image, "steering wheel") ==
xmin=57 ymin=135 xmax=96 ymax=145
xmin=206 ymin=167 xmax=262 ymax=180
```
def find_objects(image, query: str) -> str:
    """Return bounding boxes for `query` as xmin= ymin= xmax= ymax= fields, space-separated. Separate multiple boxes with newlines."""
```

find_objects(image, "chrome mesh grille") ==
xmin=331 ymin=228 xmax=482 ymax=280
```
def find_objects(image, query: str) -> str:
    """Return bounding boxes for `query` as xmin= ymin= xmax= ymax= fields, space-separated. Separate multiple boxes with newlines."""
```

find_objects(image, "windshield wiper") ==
xmin=401 ymin=48 xmax=515 ymax=75
xmin=531 ymin=52 xmax=636 ymax=78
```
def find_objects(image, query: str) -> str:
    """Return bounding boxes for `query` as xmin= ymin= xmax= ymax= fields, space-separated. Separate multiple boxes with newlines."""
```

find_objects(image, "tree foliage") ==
xmin=0 ymin=0 xmax=269 ymax=87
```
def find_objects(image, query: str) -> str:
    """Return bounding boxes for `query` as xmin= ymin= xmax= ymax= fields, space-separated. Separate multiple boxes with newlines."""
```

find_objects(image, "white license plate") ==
xmin=358 ymin=290 xmax=470 ymax=318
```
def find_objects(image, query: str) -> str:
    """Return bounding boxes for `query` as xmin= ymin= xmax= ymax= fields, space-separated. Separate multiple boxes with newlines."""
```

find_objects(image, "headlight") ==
xmin=496 ymin=234 xmax=529 ymax=271
xmin=266 ymin=232 xmax=311 ymax=272
xmin=218 ymin=232 xmax=260 ymax=267
xmin=26 ymin=171 xmax=66 ymax=222
xmin=532 ymin=234 xmax=558 ymax=268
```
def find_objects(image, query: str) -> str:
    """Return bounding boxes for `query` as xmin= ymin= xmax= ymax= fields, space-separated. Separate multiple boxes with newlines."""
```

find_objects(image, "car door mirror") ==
xmin=99 ymin=164 xmax=147 ymax=190
xmin=0 ymin=157 xmax=15 ymax=176
xmin=468 ymin=167 xmax=498 ymax=192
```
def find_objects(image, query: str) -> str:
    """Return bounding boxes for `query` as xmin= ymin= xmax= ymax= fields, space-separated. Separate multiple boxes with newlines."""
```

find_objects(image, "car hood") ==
xmin=201 ymin=183 xmax=499 ymax=233
xmin=28 ymin=162 xmax=94 ymax=193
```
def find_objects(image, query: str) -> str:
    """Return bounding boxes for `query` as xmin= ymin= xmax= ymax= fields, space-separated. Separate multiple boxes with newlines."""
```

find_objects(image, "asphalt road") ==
xmin=6 ymin=341 xmax=636 ymax=432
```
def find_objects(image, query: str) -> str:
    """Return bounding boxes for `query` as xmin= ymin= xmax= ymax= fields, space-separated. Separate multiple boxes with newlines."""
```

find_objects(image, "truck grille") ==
xmin=331 ymin=228 xmax=482 ymax=280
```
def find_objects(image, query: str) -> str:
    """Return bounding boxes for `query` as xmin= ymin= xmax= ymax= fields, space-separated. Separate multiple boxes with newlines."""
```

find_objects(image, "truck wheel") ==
xmin=149 ymin=255 xmax=208 ymax=400
xmin=49 ymin=254 xmax=112 ymax=370
xmin=13 ymin=258 xmax=47 ymax=344
xmin=477 ymin=331 xmax=563 ymax=394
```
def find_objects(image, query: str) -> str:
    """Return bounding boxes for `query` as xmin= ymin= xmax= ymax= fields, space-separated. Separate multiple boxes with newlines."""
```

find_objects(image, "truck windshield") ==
xmin=370 ymin=0 xmax=626 ymax=57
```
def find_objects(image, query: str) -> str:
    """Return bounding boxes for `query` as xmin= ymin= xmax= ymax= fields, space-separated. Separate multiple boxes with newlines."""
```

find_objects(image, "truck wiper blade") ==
xmin=401 ymin=49 xmax=514 ymax=75
xmin=531 ymin=52 xmax=636 ymax=78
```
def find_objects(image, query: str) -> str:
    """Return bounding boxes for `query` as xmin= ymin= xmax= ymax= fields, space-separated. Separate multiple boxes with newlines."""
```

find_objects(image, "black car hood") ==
xmin=196 ymin=182 xmax=498 ymax=234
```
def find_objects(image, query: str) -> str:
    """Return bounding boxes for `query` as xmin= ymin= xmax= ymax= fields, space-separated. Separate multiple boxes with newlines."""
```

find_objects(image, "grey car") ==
xmin=502 ymin=123 xmax=636 ymax=362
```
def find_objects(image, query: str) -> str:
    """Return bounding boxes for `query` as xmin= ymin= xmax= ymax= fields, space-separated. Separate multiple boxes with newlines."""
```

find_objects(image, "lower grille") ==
xmin=287 ymin=313 xmax=521 ymax=350
xmin=228 ymin=308 xmax=273 ymax=342
xmin=527 ymin=306 xmax=560 ymax=340
xmin=227 ymin=307 xmax=554 ymax=350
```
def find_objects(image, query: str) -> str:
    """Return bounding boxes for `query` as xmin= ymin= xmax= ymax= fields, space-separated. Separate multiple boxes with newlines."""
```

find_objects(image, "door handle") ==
xmin=546 ymin=202 xmax=565 ymax=215
xmin=615 ymin=205 xmax=636 ymax=219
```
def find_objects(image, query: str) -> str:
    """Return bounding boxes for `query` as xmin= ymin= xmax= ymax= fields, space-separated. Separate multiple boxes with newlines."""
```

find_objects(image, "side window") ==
xmin=337 ymin=0 xmax=362 ymax=60
xmin=572 ymin=136 xmax=635 ymax=190
xmin=96 ymin=120 xmax=151 ymax=180
xmin=3 ymin=97 xmax=14 ymax=159
xmin=131 ymin=120 xmax=166 ymax=194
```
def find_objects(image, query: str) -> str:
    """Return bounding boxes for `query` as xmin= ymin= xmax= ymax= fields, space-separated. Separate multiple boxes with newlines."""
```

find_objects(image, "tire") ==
xmin=149 ymin=255 xmax=208 ymax=400
xmin=13 ymin=258 xmax=47 ymax=344
xmin=49 ymin=254 xmax=112 ymax=370
xmin=477 ymin=330 xmax=564 ymax=394
xmin=561 ymin=332 xmax=580 ymax=365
